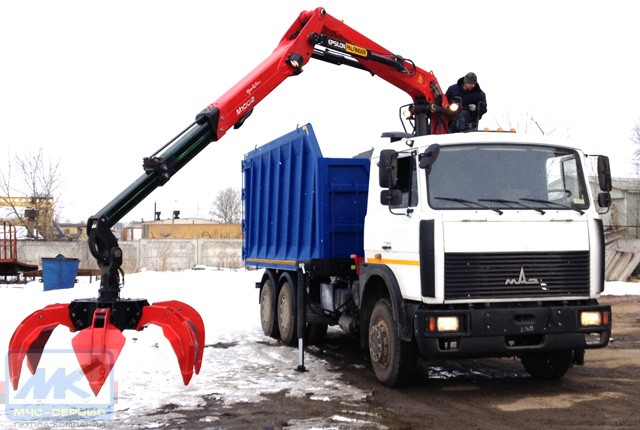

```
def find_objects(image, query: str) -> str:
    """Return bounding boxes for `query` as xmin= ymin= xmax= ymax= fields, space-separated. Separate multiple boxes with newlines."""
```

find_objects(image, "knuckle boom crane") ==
xmin=8 ymin=7 xmax=452 ymax=395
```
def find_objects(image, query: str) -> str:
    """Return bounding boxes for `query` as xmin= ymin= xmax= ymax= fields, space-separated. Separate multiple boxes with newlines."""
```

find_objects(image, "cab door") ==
xmin=364 ymin=150 xmax=423 ymax=301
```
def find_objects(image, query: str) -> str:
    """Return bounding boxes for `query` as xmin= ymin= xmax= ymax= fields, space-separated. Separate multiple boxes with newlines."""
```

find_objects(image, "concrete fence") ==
xmin=16 ymin=239 xmax=243 ymax=273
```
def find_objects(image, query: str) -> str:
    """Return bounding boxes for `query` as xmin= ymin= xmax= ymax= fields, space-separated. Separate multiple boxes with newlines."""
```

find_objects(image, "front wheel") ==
xmin=368 ymin=298 xmax=417 ymax=387
xmin=521 ymin=350 xmax=573 ymax=379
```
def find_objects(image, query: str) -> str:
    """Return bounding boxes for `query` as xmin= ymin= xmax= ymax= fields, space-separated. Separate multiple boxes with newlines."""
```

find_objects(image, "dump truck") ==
xmin=244 ymin=123 xmax=613 ymax=386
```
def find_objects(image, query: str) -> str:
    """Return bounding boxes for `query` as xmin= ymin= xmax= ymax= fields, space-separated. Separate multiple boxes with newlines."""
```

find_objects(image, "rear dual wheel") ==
xmin=260 ymin=275 xmax=327 ymax=346
xmin=277 ymin=279 xmax=327 ymax=346
xmin=260 ymin=275 xmax=296 ymax=344
xmin=277 ymin=279 xmax=297 ymax=345
xmin=259 ymin=276 xmax=279 ymax=339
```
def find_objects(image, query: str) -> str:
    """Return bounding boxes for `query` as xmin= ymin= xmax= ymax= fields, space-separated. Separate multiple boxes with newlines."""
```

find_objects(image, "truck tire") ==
xmin=260 ymin=277 xmax=279 ymax=339
xmin=277 ymin=279 xmax=297 ymax=346
xmin=368 ymin=298 xmax=417 ymax=387
xmin=276 ymin=277 xmax=327 ymax=346
xmin=521 ymin=350 xmax=573 ymax=379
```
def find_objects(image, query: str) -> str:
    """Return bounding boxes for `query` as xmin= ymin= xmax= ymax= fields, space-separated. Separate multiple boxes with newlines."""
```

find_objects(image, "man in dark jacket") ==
xmin=445 ymin=72 xmax=487 ymax=132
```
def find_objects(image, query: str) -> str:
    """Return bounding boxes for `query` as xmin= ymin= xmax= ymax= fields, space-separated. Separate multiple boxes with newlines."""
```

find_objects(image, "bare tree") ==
xmin=210 ymin=187 xmax=241 ymax=224
xmin=0 ymin=147 xmax=63 ymax=239
xmin=494 ymin=113 xmax=570 ymax=138
xmin=632 ymin=121 xmax=640 ymax=176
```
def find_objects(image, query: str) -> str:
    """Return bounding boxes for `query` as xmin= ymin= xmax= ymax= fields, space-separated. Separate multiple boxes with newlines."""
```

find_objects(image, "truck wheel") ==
xmin=521 ymin=350 xmax=573 ymax=379
xmin=277 ymin=279 xmax=297 ymax=346
xmin=260 ymin=277 xmax=279 ymax=339
xmin=368 ymin=298 xmax=417 ymax=387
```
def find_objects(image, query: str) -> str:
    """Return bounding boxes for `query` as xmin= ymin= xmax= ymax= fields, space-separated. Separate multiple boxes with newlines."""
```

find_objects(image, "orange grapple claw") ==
xmin=136 ymin=301 xmax=205 ymax=385
xmin=152 ymin=300 xmax=206 ymax=374
xmin=8 ymin=297 xmax=205 ymax=396
xmin=8 ymin=303 xmax=76 ymax=390
xmin=71 ymin=307 xmax=126 ymax=396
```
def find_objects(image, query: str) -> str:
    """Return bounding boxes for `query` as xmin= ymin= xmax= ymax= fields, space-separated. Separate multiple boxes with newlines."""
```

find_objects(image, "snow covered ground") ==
xmin=0 ymin=268 xmax=638 ymax=428
xmin=0 ymin=268 xmax=370 ymax=428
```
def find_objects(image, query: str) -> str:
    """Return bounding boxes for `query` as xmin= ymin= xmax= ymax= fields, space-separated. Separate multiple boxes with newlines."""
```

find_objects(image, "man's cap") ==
xmin=463 ymin=72 xmax=477 ymax=84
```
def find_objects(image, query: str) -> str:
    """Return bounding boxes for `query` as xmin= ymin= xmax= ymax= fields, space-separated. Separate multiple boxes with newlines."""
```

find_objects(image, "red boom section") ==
xmin=317 ymin=12 xmax=445 ymax=104
xmin=203 ymin=7 xmax=448 ymax=140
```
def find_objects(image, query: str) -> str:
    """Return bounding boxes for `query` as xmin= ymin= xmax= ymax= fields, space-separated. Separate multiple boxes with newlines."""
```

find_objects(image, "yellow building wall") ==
xmin=146 ymin=223 xmax=241 ymax=239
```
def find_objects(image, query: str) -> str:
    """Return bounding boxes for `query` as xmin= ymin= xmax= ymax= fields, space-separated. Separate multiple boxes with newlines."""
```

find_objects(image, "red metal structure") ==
xmin=0 ymin=221 xmax=37 ymax=281
xmin=0 ymin=221 xmax=17 ymax=263
xmin=8 ymin=7 xmax=453 ymax=396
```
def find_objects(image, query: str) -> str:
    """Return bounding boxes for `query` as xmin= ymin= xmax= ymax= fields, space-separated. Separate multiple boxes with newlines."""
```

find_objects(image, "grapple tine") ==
xmin=8 ymin=303 xmax=75 ymax=390
xmin=25 ymin=327 xmax=55 ymax=374
xmin=71 ymin=308 xmax=126 ymax=396
xmin=153 ymin=300 xmax=205 ymax=374
xmin=136 ymin=304 xmax=196 ymax=385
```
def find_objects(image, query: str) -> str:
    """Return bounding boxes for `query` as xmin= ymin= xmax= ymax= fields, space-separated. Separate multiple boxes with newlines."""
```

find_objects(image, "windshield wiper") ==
xmin=520 ymin=198 xmax=584 ymax=215
xmin=479 ymin=198 xmax=545 ymax=215
xmin=434 ymin=197 xmax=503 ymax=215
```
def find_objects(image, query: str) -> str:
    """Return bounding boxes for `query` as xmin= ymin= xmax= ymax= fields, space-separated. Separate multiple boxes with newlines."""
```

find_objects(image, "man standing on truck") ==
xmin=446 ymin=72 xmax=487 ymax=132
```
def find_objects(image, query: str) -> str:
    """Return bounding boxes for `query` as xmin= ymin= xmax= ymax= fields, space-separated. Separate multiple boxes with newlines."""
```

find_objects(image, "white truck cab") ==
xmin=359 ymin=131 xmax=611 ymax=384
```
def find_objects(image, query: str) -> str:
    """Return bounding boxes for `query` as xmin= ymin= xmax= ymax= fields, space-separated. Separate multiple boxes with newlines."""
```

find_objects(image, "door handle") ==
xmin=382 ymin=245 xmax=391 ymax=250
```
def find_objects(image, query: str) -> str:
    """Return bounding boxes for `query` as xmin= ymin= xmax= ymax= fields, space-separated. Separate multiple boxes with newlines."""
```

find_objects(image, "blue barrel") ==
xmin=42 ymin=254 xmax=80 ymax=291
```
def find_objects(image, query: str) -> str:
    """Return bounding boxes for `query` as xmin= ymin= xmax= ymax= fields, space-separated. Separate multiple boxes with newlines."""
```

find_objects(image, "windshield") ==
xmin=427 ymin=144 xmax=589 ymax=211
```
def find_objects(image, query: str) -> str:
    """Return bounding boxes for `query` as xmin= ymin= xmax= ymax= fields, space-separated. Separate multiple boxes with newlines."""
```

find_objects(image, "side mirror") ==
xmin=597 ymin=155 xmax=612 ymax=192
xmin=380 ymin=189 xmax=402 ymax=206
xmin=598 ymin=192 xmax=612 ymax=208
xmin=419 ymin=144 xmax=440 ymax=171
xmin=378 ymin=150 xmax=398 ymax=188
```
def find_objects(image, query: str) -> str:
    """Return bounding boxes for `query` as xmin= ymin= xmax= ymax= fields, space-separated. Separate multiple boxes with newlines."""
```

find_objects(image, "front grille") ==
xmin=444 ymin=251 xmax=590 ymax=300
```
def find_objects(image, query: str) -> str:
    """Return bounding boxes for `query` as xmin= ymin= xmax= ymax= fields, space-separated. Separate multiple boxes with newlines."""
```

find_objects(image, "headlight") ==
xmin=429 ymin=316 xmax=459 ymax=332
xmin=402 ymin=107 xmax=414 ymax=119
xmin=580 ymin=311 xmax=602 ymax=327
xmin=448 ymin=103 xmax=460 ymax=113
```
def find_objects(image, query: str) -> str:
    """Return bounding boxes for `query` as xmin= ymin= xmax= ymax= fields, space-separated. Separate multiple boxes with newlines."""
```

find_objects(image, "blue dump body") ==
xmin=242 ymin=124 xmax=370 ymax=270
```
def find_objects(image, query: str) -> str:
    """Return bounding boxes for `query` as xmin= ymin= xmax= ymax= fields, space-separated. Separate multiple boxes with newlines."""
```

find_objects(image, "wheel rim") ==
xmin=260 ymin=285 xmax=271 ymax=328
xmin=278 ymin=287 xmax=291 ymax=336
xmin=369 ymin=318 xmax=390 ymax=367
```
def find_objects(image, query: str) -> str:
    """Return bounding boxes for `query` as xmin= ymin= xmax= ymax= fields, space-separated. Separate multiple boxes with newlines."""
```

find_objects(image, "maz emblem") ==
xmin=505 ymin=267 xmax=546 ymax=287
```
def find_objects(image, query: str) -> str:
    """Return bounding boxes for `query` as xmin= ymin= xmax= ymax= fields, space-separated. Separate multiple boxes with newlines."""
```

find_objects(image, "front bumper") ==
xmin=413 ymin=303 xmax=611 ymax=359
